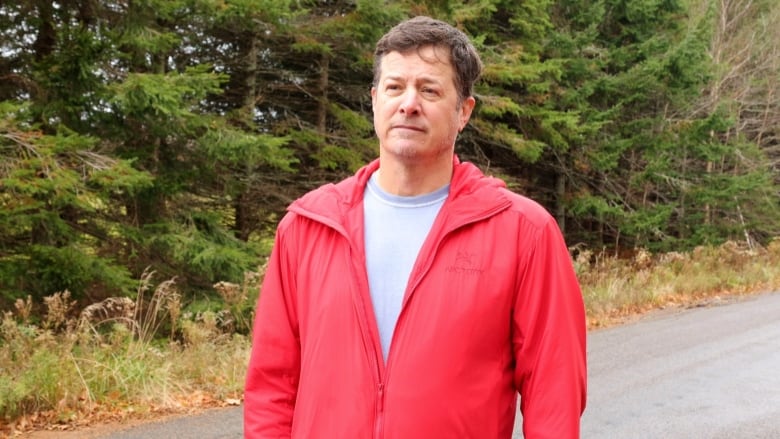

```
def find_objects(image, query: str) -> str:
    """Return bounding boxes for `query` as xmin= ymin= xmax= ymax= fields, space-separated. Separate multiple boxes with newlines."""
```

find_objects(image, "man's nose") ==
xmin=398 ymin=89 xmax=421 ymax=115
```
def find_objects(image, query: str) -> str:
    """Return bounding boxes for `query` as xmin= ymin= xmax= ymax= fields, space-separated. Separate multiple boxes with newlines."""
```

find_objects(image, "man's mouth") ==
xmin=392 ymin=124 xmax=425 ymax=132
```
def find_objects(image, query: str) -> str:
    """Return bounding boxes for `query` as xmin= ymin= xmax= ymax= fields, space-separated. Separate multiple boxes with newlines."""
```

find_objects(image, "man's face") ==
xmin=371 ymin=45 xmax=475 ymax=164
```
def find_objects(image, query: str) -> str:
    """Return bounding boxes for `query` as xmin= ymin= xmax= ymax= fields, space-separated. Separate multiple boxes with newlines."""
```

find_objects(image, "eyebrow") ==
xmin=382 ymin=74 xmax=443 ymax=85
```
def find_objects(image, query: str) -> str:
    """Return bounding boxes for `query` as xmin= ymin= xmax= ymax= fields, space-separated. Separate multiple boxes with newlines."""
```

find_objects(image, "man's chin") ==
xmin=381 ymin=143 xmax=453 ymax=162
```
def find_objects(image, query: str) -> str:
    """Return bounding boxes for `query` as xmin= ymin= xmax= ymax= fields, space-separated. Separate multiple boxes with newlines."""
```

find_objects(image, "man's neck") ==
xmin=376 ymin=155 xmax=453 ymax=196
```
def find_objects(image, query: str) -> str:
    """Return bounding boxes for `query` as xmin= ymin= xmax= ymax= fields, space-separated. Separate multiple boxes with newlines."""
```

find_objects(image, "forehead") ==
xmin=378 ymin=45 xmax=455 ymax=81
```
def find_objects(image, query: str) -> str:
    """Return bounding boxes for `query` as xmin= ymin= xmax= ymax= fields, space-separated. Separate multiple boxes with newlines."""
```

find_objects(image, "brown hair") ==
xmin=373 ymin=16 xmax=483 ymax=104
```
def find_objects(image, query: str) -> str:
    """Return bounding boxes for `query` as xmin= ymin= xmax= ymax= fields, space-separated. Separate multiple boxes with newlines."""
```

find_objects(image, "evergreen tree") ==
xmin=0 ymin=1 xmax=297 ymax=304
xmin=546 ymin=0 xmax=778 ymax=250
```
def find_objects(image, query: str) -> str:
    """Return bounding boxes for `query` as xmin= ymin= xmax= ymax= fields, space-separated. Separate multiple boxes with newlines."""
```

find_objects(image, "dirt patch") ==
xmin=17 ymin=417 xmax=158 ymax=439
xmin=5 ymin=402 xmax=231 ymax=439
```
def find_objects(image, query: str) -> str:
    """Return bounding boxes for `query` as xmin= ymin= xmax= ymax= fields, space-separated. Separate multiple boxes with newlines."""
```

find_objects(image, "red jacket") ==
xmin=245 ymin=157 xmax=587 ymax=438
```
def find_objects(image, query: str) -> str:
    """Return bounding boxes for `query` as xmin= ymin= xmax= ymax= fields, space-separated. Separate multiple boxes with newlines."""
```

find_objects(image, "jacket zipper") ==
xmin=374 ymin=382 xmax=385 ymax=439
xmin=345 ymin=245 xmax=386 ymax=439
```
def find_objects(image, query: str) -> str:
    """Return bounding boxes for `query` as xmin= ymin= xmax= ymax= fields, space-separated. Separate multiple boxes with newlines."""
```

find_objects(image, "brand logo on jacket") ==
xmin=446 ymin=251 xmax=484 ymax=275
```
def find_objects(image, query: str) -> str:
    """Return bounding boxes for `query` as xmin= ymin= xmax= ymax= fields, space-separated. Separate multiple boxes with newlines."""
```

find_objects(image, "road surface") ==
xmin=577 ymin=291 xmax=780 ymax=438
xmin=96 ymin=291 xmax=780 ymax=438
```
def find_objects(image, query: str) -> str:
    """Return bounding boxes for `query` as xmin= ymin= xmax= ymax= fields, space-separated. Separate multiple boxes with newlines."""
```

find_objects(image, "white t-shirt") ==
xmin=363 ymin=171 xmax=449 ymax=360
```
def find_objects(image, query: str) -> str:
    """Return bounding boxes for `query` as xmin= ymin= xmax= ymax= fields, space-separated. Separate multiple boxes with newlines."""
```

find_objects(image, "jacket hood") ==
xmin=288 ymin=155 xmax=511 ymax=229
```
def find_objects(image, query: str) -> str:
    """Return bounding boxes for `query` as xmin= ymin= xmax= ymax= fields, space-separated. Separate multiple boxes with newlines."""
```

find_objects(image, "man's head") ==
xmin=370 ymin=16 xmax=481 ymax=186
xmin=373 ymin=16 xmax=482 ymax=105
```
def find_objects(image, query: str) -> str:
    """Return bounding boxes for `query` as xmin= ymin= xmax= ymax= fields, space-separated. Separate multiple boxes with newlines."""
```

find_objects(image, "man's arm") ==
xmin=513 ymin=218 xmax=587 ymax=439
xmin=244 ymin=225 xmax=301 ymax=438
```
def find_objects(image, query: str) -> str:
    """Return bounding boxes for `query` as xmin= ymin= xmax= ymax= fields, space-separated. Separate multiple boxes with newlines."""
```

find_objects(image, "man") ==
xmin=244 ymin=16 xmax=587 ymax=439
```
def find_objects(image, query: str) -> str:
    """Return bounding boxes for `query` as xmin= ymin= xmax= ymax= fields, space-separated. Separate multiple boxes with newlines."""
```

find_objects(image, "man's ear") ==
xmin=459 ymin=96 xmax=476 ymax=131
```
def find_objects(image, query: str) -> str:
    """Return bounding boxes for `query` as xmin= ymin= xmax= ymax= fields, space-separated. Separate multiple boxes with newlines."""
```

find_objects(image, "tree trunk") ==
xmin=33 ymin=1 xmax=56 ymax=61
xmin=234 ymin=191 xmax=251 ymax=242
xmin=316 ymin=54 xmax=329 ymax=134
xmin=555 ymin=171 xmax=566 ymax=233
xmin=242 ymin=31 xmax=259 ymax=117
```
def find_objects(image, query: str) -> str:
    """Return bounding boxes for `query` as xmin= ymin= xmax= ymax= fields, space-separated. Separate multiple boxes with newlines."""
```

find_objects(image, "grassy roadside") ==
xmin=577 ymin=239 xmax=780 ymax=327
xmin=2 ymin=239 xmax=779 ymax=435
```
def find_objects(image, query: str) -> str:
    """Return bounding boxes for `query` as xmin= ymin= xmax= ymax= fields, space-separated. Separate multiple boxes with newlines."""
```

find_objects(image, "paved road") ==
xmin=577 ymin=291 xmax=780 ymax=439
xmin=100 ymin=291 xmax=780 ymax=438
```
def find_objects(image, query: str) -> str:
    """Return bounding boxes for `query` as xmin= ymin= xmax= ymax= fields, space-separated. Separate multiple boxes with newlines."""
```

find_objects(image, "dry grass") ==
xmin=577 ymin=239 xmax=780 ymax=328
xmin=0 ymin=268 xmax=261 ymax=435
xmin=2 ymin=241 xmax=780 ymax=434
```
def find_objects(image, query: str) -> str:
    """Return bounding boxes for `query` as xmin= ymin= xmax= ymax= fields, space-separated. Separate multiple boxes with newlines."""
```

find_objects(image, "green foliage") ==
xmin=143 ymin=212 xmax=260 ymax=288
xmin=470 ymin=119 xmax=548 ymax=162
xmin=0 ymin=104 xmax=146 ymax=303
xmin=109 ymin=66 xmax=226 ymax=125
xmin=2 ymin=245 xmax=135 ymax=302
xmin=214 ymin=0 xmax=296 ymax=24
xmin=314 ymin=144 xmax=369 ymax=171
xmin=200 ymin=123 xmax=296 ymax=171
xmin=0 ymin=342 xmax=72 ymax=419
xmin=478 ymin=95 xmax=523 ymax=118
xmin=329 ymin=103 xmax=374 ymax=136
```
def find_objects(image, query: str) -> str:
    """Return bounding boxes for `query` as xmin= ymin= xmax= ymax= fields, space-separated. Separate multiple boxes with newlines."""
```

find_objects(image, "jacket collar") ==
xmin=288 ymin=155 xmax=512 ymax=230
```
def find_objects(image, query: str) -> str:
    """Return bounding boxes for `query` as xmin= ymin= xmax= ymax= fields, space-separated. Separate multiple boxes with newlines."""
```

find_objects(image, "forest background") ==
xmin=1 ymin=0 xmax=779 ymax=432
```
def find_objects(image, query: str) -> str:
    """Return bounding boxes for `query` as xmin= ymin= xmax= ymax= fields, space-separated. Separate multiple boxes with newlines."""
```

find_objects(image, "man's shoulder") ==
xmin=276 ymin=171 xmax=367 ymax=234
xmin=293 ymin=175 xmax=361 ymax=210
xmin=496 ymin=187 xmax=556 ymax=230
xmin=293 ymin=162 xmax=375 ymax=211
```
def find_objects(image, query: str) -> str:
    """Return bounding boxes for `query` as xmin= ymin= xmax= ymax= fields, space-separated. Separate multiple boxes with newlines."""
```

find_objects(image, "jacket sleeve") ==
xmin=513 ymin=217 xmax=587 ymax=439
xmin=244 ymin=223 xmax=301 ymax=438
